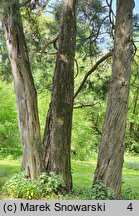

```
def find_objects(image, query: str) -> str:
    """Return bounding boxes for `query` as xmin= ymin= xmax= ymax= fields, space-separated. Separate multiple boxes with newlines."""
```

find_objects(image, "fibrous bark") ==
xmin=43 ymin=0 xmax=77 ymax=190
xmin=93 ymin=0 xmax=134 ymax=198
xmin=3 ymin=0 xmax=43 ymax=179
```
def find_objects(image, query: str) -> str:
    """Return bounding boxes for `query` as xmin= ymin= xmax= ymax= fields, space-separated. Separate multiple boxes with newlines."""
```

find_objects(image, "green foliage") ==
xmin=0 ymin=81 xmax=21 ymax=159
xmin=84 ymin=181 xmax=116 ymax=200
xmin=72 ymin=109 xmax=94 ymax=160
xmin=0 ymin=0 xmax=139 ymax=203
xmin=77 ymin=0 xmax=108 ymax=57
xmin=73 ymin=182 xmax=137 ymax=200
xmin=125 ymin=58 xmax=139 ymax=154
xmin=120 ymin=187 xmax=137 ymax=200
xmin=4 ymin=172 xmax=40 ymax=199
xmin=125 ymin=138 xmax=139 ymax=154
xmin=38 ymin=93 xmax=50 ymax=135
xmin=4 ymin=172 xmax=65 ymax=199
xmin=38 ymin=172 xmax=65 ymax=196
xmin=0 ymin=160 xmax=21 ymax=194
xmin=0 ymin=148 xmax=22 ymax=160
xmin=23 ymin=13 xmax=57 ymax=94
xmin=72 ymin=99 xmax=106 ymax=160
xmin=0 ymin=28 xmax=11 ymax=81
xmin=73 ymin=184 xmax=137 ymax=200
xmin=1 ymin=157 xmax=139 ymax=200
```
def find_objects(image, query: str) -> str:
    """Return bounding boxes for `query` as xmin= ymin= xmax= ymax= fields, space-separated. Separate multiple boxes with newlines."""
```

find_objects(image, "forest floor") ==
xmin=0 ymin=154 xmax=139 ymax=200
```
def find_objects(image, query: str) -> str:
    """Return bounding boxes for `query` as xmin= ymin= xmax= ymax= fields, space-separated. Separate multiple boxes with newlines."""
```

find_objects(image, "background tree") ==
xmin=93 ymin=0 xmax=135 ymax=198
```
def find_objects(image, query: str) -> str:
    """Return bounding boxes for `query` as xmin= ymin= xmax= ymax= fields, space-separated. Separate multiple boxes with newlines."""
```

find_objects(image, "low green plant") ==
xmin=4 ymin=172 xmax=65 ymax=199
xmin=4 ymin=172 xmax=40 ymax=199
xmin=82 ymin=182 xmax=137 ymax=200
xmin=38 ymin=172 xmax=65 ymax=196
xmin=120 ymin=187 xmax=137 ymax=200
xmin=84 ymin=181 xmax=116 ymax=200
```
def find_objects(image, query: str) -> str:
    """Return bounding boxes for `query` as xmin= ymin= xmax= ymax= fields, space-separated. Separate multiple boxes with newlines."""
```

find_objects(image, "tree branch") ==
xmin=86 ymin=15 xmax=109 ymax=42
xmin=20 ymin=0 xmax=31 ymax=7
xmin=74 ymin=58 xmax=79 ymax=79
xmin=74 ymin=50 xmax=113 ymax=99
xmin=106 ymin=0 xmax=115 ymax=38
xmin=92 ymin=125 xmax=102 ymax=135
xmin=39 ymin=34 xmax=59 ymax=56
xmin=74 ymin=102 xmax=99 ymax=109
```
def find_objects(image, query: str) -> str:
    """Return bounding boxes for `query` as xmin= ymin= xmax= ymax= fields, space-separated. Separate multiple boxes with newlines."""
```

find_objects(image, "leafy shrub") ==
xmin=80 ymin=182 xmax=137 ymax=200
xmin=125 ymin=136 xmax=139 ymax=155
xmin=131 ymin=143 xmax=139 ymax=154
xmin=38 ymin=172 xmax=65 ymax=196
xmin=4 ymin=172 xmax=40 ymax=199
xmin=120 ymin=187 xmax=137 ymax=200
xmin=4 ymin=172 xmax=65 ymax=199
xmin=83 ymin=181 xmax=116 ymax=200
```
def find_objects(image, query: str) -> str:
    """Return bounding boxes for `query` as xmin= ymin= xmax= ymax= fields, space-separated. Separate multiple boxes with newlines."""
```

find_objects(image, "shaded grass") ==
xmin=0 ymin=154 xmax=139 ymax=199
xmin=72 ymin=160 xmax=95 ymax=188
xmin=122 ymin=154 xmax=139 ymax=199
xmin=0 ymin=160 xmax=21 ymax=194
xmin=72 ymin=154 xmax=139 ymax=199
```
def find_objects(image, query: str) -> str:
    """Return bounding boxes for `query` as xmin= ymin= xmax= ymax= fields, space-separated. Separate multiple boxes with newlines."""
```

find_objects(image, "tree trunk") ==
xmin=93 ymin=0 xmax=134 ymax=198
xmin=3 ymin=0 xmax=43 ymax=179
xmin=43 ymin=0 xmax=77 ymax=190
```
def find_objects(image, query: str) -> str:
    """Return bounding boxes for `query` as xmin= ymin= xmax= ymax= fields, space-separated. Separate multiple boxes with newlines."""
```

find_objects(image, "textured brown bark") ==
xmin=43 ymin=0 xmax=77 ymax=190
xmin=93 ymin=0 xmax=134 ymax=198
xmin=3 ymin=0 xmax=43 ymax=179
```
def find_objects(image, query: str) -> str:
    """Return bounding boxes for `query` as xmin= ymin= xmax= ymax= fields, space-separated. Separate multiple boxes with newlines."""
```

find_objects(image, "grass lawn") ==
xmin=0 ymin=154 xmax=139 ymax=199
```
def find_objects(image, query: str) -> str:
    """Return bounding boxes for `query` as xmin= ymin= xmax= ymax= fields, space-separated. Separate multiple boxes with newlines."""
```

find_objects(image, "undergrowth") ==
xmin=3 ymin=174 xmax=137 ymax=200
xmin=4 ymin=172 xmax=65 ymax=199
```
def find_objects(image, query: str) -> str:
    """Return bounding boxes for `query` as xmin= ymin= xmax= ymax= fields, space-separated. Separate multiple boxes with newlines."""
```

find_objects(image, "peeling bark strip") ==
xmin=3 ymin=0 xmax=43 ymax=178
xmin=43 ymin=0 xmax=77 ymax=190
xmin=93 ymin=0 xmax=134 ymax=198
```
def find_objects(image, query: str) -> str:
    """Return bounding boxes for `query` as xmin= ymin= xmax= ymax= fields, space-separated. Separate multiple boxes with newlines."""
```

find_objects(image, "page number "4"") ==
xmin=127 ymin=203 xmax=133 ymax=211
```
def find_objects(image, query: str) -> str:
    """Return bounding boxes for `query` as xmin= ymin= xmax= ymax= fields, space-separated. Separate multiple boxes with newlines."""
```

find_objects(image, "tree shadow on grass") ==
xmin=0 ymin=161 xmax=21 ymax=194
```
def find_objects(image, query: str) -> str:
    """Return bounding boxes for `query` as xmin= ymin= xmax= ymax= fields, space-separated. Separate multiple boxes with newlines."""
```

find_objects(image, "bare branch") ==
xmin=86 ymin=15 xmax=109 ymax=41
xmin=74 ymin=58 xmax=79 ymax=79
xmin=106 ymin=0 xmax=115 ymax=38
xmin=39 ymin=34 xmax=59 ymax=56
xmin=92 ymin=125 xmax=102 ymax=135
xmin=133 ymin=42 xmax=137 ymax=57
xmin=74 ymin=102 xmax=99 ymax=109
xmin=74 ymin=50 xmax=113 ymax=99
